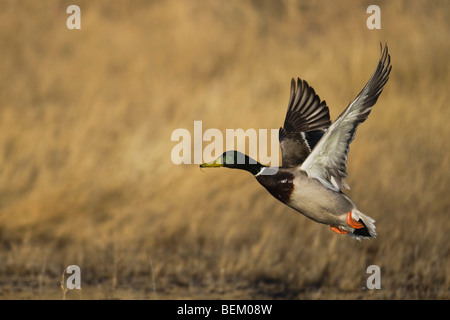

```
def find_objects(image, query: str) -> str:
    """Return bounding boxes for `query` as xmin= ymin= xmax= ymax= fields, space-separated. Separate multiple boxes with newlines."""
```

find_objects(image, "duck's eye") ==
xmin=223 ymin=156 xmax=232 ymax=164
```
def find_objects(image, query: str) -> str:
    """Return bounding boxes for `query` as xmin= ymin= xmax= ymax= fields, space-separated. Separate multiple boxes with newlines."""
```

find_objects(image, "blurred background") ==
xmin=0 ymin=0 xmax=448 ymax=299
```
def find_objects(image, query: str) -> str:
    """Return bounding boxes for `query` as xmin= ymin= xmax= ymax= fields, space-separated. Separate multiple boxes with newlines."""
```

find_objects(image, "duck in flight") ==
xmin=200 ymin=45 xmax=391 ymax=240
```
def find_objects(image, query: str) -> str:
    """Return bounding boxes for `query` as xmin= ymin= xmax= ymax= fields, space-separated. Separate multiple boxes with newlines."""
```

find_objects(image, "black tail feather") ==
xmin=353 ymin=219 xmax=372 ymax=237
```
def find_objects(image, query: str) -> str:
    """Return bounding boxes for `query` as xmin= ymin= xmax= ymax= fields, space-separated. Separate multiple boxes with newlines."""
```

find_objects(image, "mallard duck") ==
xmin=200 ymin=45 xmax=391 ymax=240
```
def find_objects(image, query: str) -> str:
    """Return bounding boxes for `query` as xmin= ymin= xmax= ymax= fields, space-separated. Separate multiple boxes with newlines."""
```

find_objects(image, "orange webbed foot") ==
xmin=330 ymin=226 xmax=348 ymax=234
xmin=347 ymin=211 xmax=364 ymax=229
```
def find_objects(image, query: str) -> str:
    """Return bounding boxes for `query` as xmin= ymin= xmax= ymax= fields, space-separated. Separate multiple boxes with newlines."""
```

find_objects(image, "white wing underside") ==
xmin=300 ymin=106 xmax=363 ymax=191
xmin=300 ymin=45 xmax=391 ymax=192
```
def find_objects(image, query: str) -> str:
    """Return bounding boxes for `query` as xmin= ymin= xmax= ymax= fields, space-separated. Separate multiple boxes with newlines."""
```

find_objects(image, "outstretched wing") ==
xmin=300 ymin=44 xmax=392 ymax=191
xmin=279 ymin=78 xmax=331 ymax=167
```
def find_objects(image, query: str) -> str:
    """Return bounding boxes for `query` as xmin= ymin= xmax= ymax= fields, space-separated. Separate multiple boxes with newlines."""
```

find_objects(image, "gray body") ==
xmin=289 ymin=171 xmax=355 ymax=227
xmin=257 ymin=168 xmax=355 ymax=230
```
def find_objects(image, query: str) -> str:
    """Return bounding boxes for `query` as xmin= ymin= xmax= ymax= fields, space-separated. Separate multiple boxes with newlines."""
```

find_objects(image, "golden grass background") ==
xmin=0 ymin=0 xmax=449 ymax=299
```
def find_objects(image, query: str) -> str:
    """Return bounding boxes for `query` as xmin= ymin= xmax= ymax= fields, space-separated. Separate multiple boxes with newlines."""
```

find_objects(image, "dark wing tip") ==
xmin=279 ymin=77 xmax=331 ymax=167
xmin=282 ymin=77 xmax=331 ymax=135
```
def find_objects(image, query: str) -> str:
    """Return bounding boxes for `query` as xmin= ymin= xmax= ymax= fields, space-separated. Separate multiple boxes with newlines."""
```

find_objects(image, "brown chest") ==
xmin=256 ymin=170 xmax=295 ymax=204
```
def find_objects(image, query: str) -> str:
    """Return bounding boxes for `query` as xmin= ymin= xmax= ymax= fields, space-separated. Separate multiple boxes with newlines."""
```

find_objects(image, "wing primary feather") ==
xmin=279 ymin=77 xmax=331 ymax=167
xmin=300 ymin=44 xmax=392 ymax=191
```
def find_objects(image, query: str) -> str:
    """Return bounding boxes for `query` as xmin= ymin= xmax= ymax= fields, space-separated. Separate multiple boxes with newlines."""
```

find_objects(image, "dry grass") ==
xmin=0 ymin=0 xmax=449 ymax=299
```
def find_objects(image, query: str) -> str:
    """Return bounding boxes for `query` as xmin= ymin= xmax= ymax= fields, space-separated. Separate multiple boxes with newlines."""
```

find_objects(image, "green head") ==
xmin=200 ymin=151 xmax=263 ymax=175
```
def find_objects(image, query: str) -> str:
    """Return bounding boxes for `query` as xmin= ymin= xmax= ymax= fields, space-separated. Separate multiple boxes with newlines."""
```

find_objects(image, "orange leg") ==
xmin=330 ymin=226 xmax=348 ymax=234
xmin=347 ymin=211 xmax=364 ymax=229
